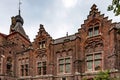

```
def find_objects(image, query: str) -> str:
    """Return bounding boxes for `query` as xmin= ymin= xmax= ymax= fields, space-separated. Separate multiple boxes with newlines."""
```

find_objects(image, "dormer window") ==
xmin=88 ymin=26 xmax=99 ymax=37
xmin=39 ymin=41 xmax=46 ymax=49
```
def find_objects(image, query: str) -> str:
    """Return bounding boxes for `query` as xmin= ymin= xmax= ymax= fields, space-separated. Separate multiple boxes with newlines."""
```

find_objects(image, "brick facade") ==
xmin=0 ymin=4 xmax=120 ymax=80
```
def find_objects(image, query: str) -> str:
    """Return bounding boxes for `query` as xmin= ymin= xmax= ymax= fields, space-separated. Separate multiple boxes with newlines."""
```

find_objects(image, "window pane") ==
xmin=59 ymin=59 xmax=64 ymax=64
xmin=94 ymin=27 xmax=99 ymax=35
xmin=25 ymin=64 xmax=28 ymax=69
xmin=25 ymin=69 xmax=28 ymax=76
xmin=37 ymin=62 xmax=41 ymax=75
xmin=21 ymin=65 xmax=24 ymax=76
xmin=95 ymin=54 xmax=101 ymax=59
xmin=62 ymin=77 xmax=66 ymax=80
xmin=43 ymin=62 xmax=46 ymax=75
xmin=65 ymin=64 xmax=70 ymax=73
xmin=25 ymin=64 xmax=28 ymax=76
xmin=43 ymin=66 xmax=46 ymax=75
xmin=88 ymin=28 xmax=93 ymax=37
xmin=38 ymin=62 xmax=42 ymax=67
xmin=87 ymin=55 xmax=93 ymax=61
xmin=40 ymin=43 xmax=42 ymax=49
xmin=38 ymin=68 xmax=41 ymax=75
xmin=21 ymin=65 xmax=24 ymax=69
xmin=94 ymin=60 xmax=101 ymax=70
xmin=42 ymin=41 xmax=46 ymax=48
xmin=87 ymin=61 xmax=93 ymax=71
xmin=65 ymin=58 xmax=70 ymax=63
xmin=59 ymin=64 xmax=64 ymax=72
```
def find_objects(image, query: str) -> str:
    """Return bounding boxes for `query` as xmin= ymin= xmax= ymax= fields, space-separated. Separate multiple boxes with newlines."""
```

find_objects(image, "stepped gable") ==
xmin=34 ymin=24 xmax=51 ymax=42
xmin=79 ymin=4 xmax=113 ymax=31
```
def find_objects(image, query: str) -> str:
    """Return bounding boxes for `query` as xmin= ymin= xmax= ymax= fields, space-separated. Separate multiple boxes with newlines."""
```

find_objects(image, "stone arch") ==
xmin=62 ymin=50 xmax=67 ymax=57
xmin=41 ymin=54 xmax=47 ymax=61
xmin=56 ymin=51 xmax=61 ymax=58
xmin=87 ymin=18 xmax=101 ymax=26
xmin=67 ymin=49 xmax=73 ymax=56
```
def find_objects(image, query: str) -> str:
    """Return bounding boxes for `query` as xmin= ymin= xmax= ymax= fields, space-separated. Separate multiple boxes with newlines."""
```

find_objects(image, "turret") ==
xmin=9 ymin=0 xmax=29 ymax=40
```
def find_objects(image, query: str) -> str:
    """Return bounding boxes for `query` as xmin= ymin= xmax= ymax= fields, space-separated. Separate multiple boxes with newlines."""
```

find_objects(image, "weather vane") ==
xmin=18 ymin=0 xmax=22 ymax=15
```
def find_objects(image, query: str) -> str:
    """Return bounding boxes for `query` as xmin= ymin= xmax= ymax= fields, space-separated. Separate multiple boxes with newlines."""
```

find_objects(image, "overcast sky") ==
xmin=0 ymin=0 xmax=120 ymax=41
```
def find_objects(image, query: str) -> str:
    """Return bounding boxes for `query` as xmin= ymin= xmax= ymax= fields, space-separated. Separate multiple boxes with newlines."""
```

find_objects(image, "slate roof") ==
xmin=53 ymin=34 xmax=76 ymax=44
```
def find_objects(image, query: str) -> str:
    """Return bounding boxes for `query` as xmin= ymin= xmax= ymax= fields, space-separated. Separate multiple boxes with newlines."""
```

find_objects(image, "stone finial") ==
xmin=89 ymin=4 xmax=98 ymax=17
xmin=91 ymin=4 xmax=97 ymax=10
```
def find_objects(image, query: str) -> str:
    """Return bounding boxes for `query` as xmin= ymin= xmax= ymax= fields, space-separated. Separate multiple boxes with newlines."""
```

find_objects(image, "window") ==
xmin=37 ymin=61 xmax=47 ymax=75
xmin=62 ymin=77 xmax=66 ymax=80
xmin=65 ymin=58 xmax=71 ymax=73
xmin=25 ymin=64 xmax=29 ymax=76
xmin=38 ymin=62 xmax=42 ymax=75
xmin=86 ymin=55 xmax=93 ymax=71
xmin=58 ymin=57 xmax=71 ymax=73
xmin=88 ymin=28 xmax=93 ymax=37
xmin=86 ymin=53 xmax=102 ymax=71
xmin=19 ymin=58 xmax=29 ymax=77
xmin=43 ymin=62 xmax=46 ymax=75
xmin=59 ymin=59 xmax=64 ymax=73
xmin=39 ymin=41 xmax=46 ymax=49
xmin=21 ymin=65 xmax=24 ymax=76
xmin=88 ymin=26 xmax=99 ymax=37
xmin=20 ymin=64 xmax=29 ymax=76
xmin=6 ymin=57 xmax=12 ymax=74
xmin=94 ymin=27 xmax=99 ymax=36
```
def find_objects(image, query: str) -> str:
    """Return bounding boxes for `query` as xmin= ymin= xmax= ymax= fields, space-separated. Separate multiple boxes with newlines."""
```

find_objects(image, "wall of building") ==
xmin=0 ymin=4 xmax=120 ymax=80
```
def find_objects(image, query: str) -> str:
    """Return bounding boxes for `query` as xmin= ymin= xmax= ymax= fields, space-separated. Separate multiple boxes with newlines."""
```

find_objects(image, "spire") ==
xmin=18 ymin=0 xmax=22 ymax=15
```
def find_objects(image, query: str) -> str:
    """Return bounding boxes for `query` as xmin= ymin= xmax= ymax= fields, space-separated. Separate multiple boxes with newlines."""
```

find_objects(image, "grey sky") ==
xmin=0 ymin=0 xmax=119 ymax=41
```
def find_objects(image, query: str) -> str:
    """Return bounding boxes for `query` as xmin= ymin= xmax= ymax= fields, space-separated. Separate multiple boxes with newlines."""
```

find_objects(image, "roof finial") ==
xmin=18 ymin=0 xmax=22 ymax=15
xmin=66 ymin=32 xmax=68 ymax=37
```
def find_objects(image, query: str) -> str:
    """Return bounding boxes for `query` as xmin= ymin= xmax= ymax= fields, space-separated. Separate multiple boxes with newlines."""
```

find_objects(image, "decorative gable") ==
xmin=34 ymin=24 xmax=51 ymax=41
xmin=80 ymin=4 xmax=112 ymax=31
xmin=33 ymin=24 xmax=52 ymax=49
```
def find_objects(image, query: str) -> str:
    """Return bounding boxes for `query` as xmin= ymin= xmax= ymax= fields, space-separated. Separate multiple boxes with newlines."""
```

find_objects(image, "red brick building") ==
xmin=0 ymin=4 xmax=120 ymax=80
